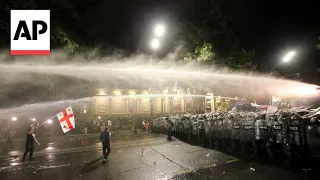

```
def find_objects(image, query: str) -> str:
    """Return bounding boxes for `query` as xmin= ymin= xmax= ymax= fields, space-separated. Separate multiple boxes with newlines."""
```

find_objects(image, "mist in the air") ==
xmin=0 ymin=48 xmax=319 ymax=118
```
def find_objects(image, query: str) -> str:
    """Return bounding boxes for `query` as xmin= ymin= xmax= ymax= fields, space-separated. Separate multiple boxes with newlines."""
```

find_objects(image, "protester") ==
xmin=108 ymin=120 xmax=112 ymax=131
xmin=4 ymin=129 xmax=15 ymax=150
xmin=22 ymin=128 xmax=40 ymax=162
xmin=100 ymin=127 xmax=111 ymax=162
xmin=142 ymin=120 xmax=146 ymax=131
xmin=145 ymin=121 xmax=150 ymax=132
xmin=82 ymin=125 xmax=88 ymax=134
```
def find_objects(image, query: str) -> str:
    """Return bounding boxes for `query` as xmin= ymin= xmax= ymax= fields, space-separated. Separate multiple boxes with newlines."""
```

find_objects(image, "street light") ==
xmin=282 ymin=51 xmax=295 ymax=63
xmin=150 ymin=38 xmax=160 ymax=50
xmin=11 ymin=117 xmax=17 ymax=121
xmin=271 ymin=51 xmax=296 ymax=73
xmin=154 ymin=24 xmax=164 ymax=37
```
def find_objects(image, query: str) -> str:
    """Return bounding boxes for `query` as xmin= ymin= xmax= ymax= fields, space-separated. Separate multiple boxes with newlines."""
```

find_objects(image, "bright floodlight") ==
xmin=11 ymin=117 xmax=17 ymax=121
xmin=150 ymin=39 xmax=160 ymax=49
xmin=31 ymin=118 xmax=36 ymax=121
xmin=283 ymin=51 xmax=295 ymax=63
xmin=154 ymin=24 xmax=164 ymax=37
xmin=47 ymin=119 xmax=52 ymax=124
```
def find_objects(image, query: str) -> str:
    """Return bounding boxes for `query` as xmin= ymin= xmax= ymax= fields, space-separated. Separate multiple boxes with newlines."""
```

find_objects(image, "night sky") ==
xmin=89 ymin=0 xmax=319 ymax=84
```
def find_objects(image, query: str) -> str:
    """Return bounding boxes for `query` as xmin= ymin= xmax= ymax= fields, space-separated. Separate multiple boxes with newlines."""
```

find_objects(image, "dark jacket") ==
xmin=100 ymin=130 xmax=110 ymax=145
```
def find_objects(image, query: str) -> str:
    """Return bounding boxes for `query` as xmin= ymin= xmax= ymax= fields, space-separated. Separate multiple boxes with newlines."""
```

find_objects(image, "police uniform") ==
xmin=231 ymin=113 xmax=241 ymax=153
xmin=215 ymin=112 xmax=224 ymax=150
xmin=222 ymin=114 xmax=233 ymax=151
xmin=192 ymin=115 xmax=199 ymax=145
xmin=287 ymin=114 xmax=303 ymax=159
xmin=255 ymin=116 xmax=270 ymax=158
xmin=198 ymin=115 xmax=205 ymax=146
xmin=204 ymin=113 xmax=213 ymax=148
xmin=241 ymin=113 xmax=256 ymax=154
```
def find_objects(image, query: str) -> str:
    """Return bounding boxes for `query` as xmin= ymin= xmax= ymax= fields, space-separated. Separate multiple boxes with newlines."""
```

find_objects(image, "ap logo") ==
xmin=10 ymin=10 xmax=50 ymax=55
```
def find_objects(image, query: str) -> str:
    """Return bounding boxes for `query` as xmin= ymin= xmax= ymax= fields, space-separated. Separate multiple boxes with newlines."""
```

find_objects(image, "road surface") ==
xmin=0 ymin=133 xmax=318 ymax=180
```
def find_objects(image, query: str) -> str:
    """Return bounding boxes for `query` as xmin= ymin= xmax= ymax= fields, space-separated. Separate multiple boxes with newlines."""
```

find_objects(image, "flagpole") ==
xmin=35 ymin=114 xmax=57 ymax=129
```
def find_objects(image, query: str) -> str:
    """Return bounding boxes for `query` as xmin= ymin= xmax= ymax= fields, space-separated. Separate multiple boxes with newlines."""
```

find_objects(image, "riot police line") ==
xmin=150 ymin=107 xmax=320 ymax=160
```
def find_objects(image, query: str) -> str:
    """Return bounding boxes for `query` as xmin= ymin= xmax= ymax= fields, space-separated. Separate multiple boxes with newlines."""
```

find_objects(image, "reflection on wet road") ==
xmin=0 ymin=134 xmax=318 ymax=180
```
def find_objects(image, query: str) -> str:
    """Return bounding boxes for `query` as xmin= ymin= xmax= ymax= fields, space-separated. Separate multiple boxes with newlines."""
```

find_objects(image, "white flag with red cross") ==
xmin=56 ymin=106 xmax=75 ymax=133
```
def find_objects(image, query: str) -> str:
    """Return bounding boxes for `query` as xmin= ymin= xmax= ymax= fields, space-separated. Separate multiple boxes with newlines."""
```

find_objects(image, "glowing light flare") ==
xmin=113 ymin=91 xmax=121 ymax=95
xmin=154 ymin=24 xmax=165 ymax=37
xmin=98 ymin=116 xmax=101 ymax=119
xmin=11 ymin=117 xmax=17 ymax=121
xmin=150 ymin=39 xmax=160 ymax=49
xmin=283 ymin=51 xmax=295 ymax=63
xmin=47 ymin=119 xmax=52 ymax=124
xmin=31 ymin=118 xmax=36 ymax=121
xmin=97 ymin=90 xmax=106 ymax=96
xmin=46 ymin=146 xmax=54 ymax=150
xmin=10 ymin=162 xmax=19 ymax=166
xmin=128 ymin=91 xmax=136 ymax=95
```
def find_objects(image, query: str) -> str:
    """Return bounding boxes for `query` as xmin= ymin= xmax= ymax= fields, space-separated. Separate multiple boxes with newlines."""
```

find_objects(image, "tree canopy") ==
xmin=175 ymin=0 xmax=256 ymax=71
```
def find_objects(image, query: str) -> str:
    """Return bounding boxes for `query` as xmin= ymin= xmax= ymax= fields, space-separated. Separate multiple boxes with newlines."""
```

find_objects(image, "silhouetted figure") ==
xmin=100 ymin=127 xmax=111 ymax=162
xmin=4 ymin=129 xmax=15 ymax=150
xmin=167 ymin=119 xmax=173 ymax=141
xmin=22 ymin=128 xmax=40 ymax=162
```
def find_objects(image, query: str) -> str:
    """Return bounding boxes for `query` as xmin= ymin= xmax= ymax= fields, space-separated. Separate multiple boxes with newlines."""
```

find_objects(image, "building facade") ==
xmin=92 ymin=88 xmax=209 ymax=115
xmin=92 ymin=88 xmax=247 ymax=116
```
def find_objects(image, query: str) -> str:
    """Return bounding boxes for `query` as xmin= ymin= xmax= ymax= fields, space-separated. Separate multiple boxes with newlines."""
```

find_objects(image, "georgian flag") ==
xmin=56 ymin=106 xmax=75 ymax=133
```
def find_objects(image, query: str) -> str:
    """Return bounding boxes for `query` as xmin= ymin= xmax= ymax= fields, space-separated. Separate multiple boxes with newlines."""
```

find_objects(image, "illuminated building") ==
xmin=92 ymin=88 xmax=247 ymax=116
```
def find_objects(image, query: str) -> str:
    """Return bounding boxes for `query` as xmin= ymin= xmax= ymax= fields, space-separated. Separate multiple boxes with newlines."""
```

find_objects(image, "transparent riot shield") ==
xmin=231 ymin=113 xmax=241 ymax=153
xmin=255 ymin=117 xmax=270 ymax=158
xmin=304 ymin=116 xmax=320 ymax=158
xmin=222 ymin=114 xmax=233 ymax=151
xmin=287 ymin=114 xmax=303 ymax=159
xmin=241 ymin=114 xmax=256 ymax=154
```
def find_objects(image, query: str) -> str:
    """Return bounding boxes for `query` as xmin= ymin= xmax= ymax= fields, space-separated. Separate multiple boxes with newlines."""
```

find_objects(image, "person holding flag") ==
xmin=22 ymin=128 xmax=40 ymax=162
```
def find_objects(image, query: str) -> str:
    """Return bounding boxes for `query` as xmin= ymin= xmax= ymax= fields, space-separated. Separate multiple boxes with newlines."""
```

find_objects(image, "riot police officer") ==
xmin=241 ymin=112 xmax=256 ymax=155
xmin=204 ymin=113 xmax=213 ymax=148
xmin=198 ymin=114 xmax=206 ymax=146
xmin=289 ymin=113 xmax=305 ymax=159
xmin=231 ymin=113 xmax=242 ymax=153
xmin=255 ymin=113 xmax=270 ymax=159
xmin=192 ymin=115 xmax=199 ymax=145
xmin=222 ymin=113 xmax=233 ymax=152
xmin=267 ymin=110 xmax=289 ymax=160
xmin=214 ymin=112 xmax=225 ymax=151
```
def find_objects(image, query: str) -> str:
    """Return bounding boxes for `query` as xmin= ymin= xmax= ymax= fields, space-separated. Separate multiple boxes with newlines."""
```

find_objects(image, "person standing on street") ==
xmin=22 ymin=128 xmax=40 ymax=162
xmin=100 ymin=127 xmax=111 ymax=162
xmin=167 ymin=118 xmax=174 ymax=141
xmin=82 ymin=125 xmax=88 ymax=134
xmin=4 ymin=129 xmax=15 ymax=150
xmin=108 ymin=120 xmax=112 ymax=131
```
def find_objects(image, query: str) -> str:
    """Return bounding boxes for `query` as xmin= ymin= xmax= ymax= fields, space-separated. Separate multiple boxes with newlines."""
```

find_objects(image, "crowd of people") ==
xmin=150 ymin=105 xmax=320 ymax=160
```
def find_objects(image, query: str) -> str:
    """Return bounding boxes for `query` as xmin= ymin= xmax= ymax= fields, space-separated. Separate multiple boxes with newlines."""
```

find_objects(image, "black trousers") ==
xmin=22 ymin=145 xmax=35 ymax=161
xmin=102 ymin=143 xmax=111 ymax=159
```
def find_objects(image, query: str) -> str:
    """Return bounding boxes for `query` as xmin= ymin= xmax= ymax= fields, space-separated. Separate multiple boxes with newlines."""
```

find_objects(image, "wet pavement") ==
xmin=0 ymin=134 xmax=319 ymax=180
